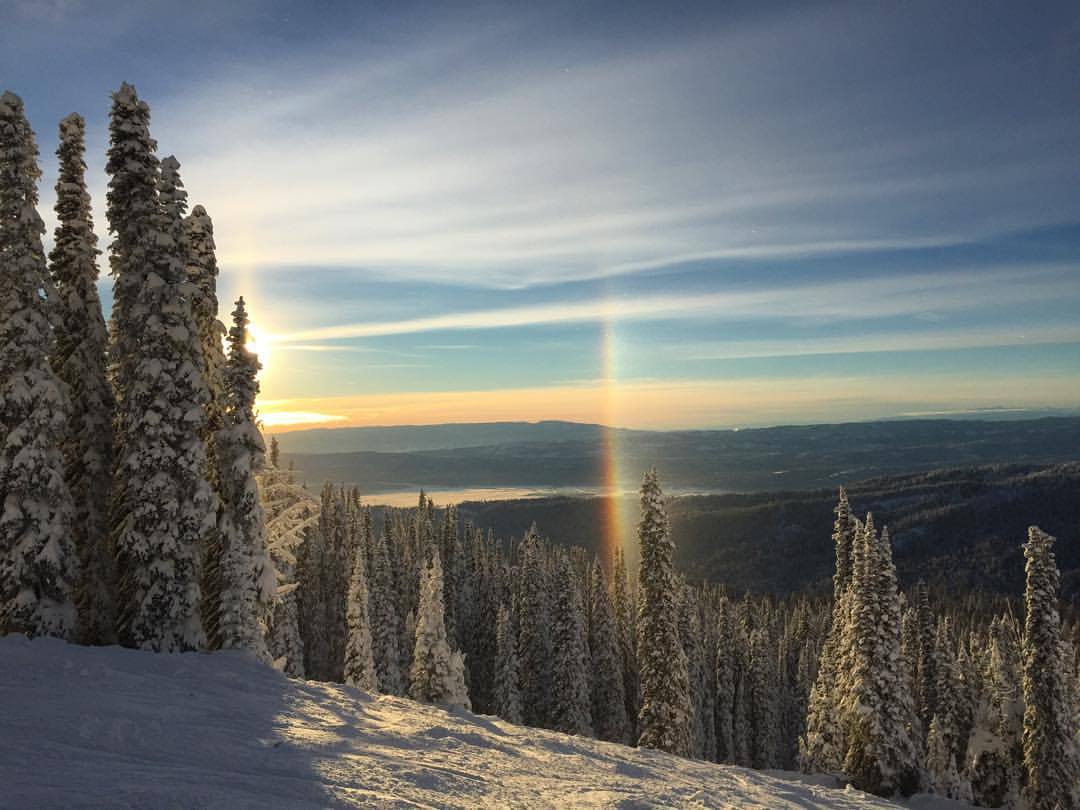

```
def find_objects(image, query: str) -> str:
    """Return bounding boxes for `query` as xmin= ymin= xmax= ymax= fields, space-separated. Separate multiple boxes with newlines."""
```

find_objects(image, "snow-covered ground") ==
xmin=1 ymin=636 xmax=934 ymax=809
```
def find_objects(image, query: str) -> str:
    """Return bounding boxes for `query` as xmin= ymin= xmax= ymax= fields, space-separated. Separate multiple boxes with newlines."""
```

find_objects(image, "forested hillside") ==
xmin=459 ymin=464 xmax=1080 ymax=599
xmin=279 ymin=417 xmax=1080 ymax=494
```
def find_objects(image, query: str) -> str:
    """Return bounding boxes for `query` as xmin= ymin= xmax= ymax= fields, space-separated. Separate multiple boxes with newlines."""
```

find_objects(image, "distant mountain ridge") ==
xmin=279 ymin=416 xmax=1080 ymax=494
xmin=272 ymin=420 xmax=633 ymax=454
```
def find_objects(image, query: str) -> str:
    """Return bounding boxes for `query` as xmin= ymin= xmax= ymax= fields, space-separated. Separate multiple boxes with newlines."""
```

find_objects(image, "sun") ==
xmin=245 ymin=322 xmax=273 ymax=376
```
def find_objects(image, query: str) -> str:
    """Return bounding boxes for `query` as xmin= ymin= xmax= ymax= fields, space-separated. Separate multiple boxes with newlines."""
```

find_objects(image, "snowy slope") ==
xmin=0 ymin=636 xmax=902 ymax=809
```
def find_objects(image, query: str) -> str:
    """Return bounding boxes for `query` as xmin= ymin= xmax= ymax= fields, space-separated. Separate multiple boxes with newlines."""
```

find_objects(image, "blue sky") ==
xmin=5 ymin=0 xmax=1080 ymax=428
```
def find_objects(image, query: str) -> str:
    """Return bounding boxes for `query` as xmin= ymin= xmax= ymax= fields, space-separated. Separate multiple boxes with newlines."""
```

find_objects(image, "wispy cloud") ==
xmin=687 ymin=323 xmax=1080 ymax=361
xmin=137 ymin=4 xmax=1080 ymax=288
xmin=277 ymin=266 xmax=1079 ymax=341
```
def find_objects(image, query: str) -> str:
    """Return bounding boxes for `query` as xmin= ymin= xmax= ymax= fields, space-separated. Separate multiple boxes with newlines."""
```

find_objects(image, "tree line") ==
xmin=264 ymin=461 xmax=1079 ymax=807
xmin=0 ymin=86 xmax=271 ymax=655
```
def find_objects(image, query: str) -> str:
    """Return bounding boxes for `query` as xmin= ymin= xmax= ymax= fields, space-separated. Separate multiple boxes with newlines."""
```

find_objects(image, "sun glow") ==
xmin=245 ymin=322 xmax=274 ymax=377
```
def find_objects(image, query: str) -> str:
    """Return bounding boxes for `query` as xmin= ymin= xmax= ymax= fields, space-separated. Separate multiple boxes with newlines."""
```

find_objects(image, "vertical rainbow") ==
xmin=599 ymin=309 xmax=627 ymax=569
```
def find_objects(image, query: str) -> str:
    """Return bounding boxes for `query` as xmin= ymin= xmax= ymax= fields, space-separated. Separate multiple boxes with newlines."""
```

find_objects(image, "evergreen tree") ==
xmin=517 ymin=524 xmax=552 ymax=728
xmin=914 ymin=581 xmax=937 ymax=734
xmin=589 ymin=558 xmax=630 ymax=743
xmin=1021 ymin=527 xmax=1079 ymax=810
xmin=259 ymin=443 xmax=316 ymax=678
xmin=48 ymin=112 xmax=116 ymax=645
xmin=494 ymin=603 xmax=523 ymax=724
xmin=800 ymin=489 xmax=855 ymax=774
xmin=842 ymin=518 xmax=920 ymax=796
xmin=107 ymin=87 xmax=213 ymax=651
xmin=370 ymin=531 xmax=404 ymax=695
xmin=613 ymin=547 xmax=639 ymax=742
xmin=748 ymin=626 xmax=779 ymax=769
xmin=212 ymin=298 xmax=273 ymax=658
xmin=715 ymin=597 xmax=738 ymax=764
xmin=183 ymin=204 xmax=226 ymax=473
xmin=409 ymin=550 xmax=470 ymax=710
xmin=679 ymin=581 xmax=710 ymax=759
xmin=344 ymin=538 xmax=378 ymax=692
xmin=550 ymin=550 xmax=593 ymax=737
xmin=0 ymin=91 xmax=77 ymax=639
xmin=927 ymin=715 xmax=963 ymax=799
xmin=968 ymin=617 xmax=1023 ymax=808
xmin=636 ymin=469 xmax=692 ymax=756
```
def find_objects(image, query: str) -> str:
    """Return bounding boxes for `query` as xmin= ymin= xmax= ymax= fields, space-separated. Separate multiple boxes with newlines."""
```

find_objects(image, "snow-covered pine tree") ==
xmin=48 ymin=112 xmax=116 ymax=645
xmin=516 ymin=523 xmax=552 ymax=728
xmin=259 ymin=443 xmax=317 ymax=677
xmin=933 ymin=618 xmax=963 ymax=770
xmin=914 ymin=581 xmax=937 ymax=733
xmin=679 ymin=581 xmax=710 ymax=759
xmin=732 ymin=630 xmax=753 ymax=767
xmin=0 ymin=91 xmax=78 ymax=640
xmin=105 ymin=83 xmax=157 ymax=389
xmin=464 ymin=529 xmax=500 ymax=714
xmin=1021 ymin=527 xmax=1079 ymax=810
xmin=409 ymin=550 xmax=470 ymax=710
xmin=297 ymin=484 xmax=334 ymax=679
xmin=370 ymin=530 xmax=404 ymax=695
xmin=748 ymin=625 xmax=779 ymax=769
xmin=613 ymin=546 xmax=639 ymax=742
xmin=183 ymin=205 xmax=227 ymax=475
xmin=344 ymin=535 xmax=378 ymax=692
xmin=211 ymin=297 xmax=273 ymax=658
xmin=635 ymin=468 xmax=692 ymax=757
xmin=927 ymin=714 xmax=963 ymax=799
xmin=842 ymin=517 xmax=920 ymax=796
xmin=107 ymin=88 xmax=214 ymax=652
xmin=715 ymin=596 xmax=738 ymax=764
xmin=967 ymin=616 xmax=1024 ymax=808
xmin=494 ymin=602 xmax=523 ymax=724
xmin=550 ymin=549 xmax=593 ymax=737
xmin=800 ymin=488 xmax=855 ymax=774
xmin=589 ymin=558 xmax=630 ymax=743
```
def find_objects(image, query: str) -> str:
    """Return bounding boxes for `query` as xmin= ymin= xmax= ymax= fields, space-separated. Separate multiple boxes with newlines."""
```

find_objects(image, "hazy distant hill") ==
xmin=280 ymin=416 xmax=1080 ymax=494
xmin=457 ymin=463 xmax=1080 ymax=601
xmin=272 ymin=420 xmax=629 ymax=454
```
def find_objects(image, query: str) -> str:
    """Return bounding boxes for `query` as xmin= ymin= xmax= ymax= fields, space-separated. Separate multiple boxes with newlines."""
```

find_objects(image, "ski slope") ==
xmin=1 ymin=636 xmax=925 ymax=809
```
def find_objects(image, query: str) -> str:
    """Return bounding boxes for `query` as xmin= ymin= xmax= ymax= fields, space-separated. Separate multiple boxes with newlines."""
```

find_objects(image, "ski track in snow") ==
xmin=1 ymin=636 xmax=929 ymax=809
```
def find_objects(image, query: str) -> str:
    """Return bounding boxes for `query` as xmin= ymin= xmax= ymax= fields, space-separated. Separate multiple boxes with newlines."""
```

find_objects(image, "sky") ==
xmin=4 ymin=0 xmax=1080 ymax=430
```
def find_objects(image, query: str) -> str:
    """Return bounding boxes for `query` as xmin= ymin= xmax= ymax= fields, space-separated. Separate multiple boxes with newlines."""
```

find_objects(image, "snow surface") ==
xmin=2 ymin=636 xmax=930 ymax=809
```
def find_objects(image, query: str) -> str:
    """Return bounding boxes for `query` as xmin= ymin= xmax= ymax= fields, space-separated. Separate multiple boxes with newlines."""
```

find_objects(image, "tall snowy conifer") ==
xmin=613 ymin=546 xmax=639 ymax=741
xmin=517 ymin=524 xmax=552 ymax=727
xmin=48 ymin=112 xmax=116 ymax=645
xmin=1021 ymin=527 xmax=1079 ymax=810
xmin=842 ymin=518 xmax=920 ymax=796
xmin=409 ymin=550 xmax=469 ymax=710
xmin=494 ymin=603 xmax=523 ymax=724
xmin=589 ymin=558 xmax=630 ymax=743
xmin=108 ymin=125 xmax=213 ymax=650
xmin=715 ymin=597 xmax=738 ymax=764
xmin=212 ymin=297 xmax=273 ymax=657
xmin=800 ymin=488 xmax=854 ymax=773
xmin=183 ymin=205 xmax=226 ymax=475
xmin=370 ymin=531 xmax=404 ymax=695
xmin=967 ymin=616 xmax=1023 ymax=808
xmin=550 ymin=550 xmax=593 ymax=737
xmin=344 ymin=537 xmax=378 ymax=691
xmin=635 ymin=468 xmax=692 ymax=756
xmin=0 ymin=91 xmax=78 ymax=639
